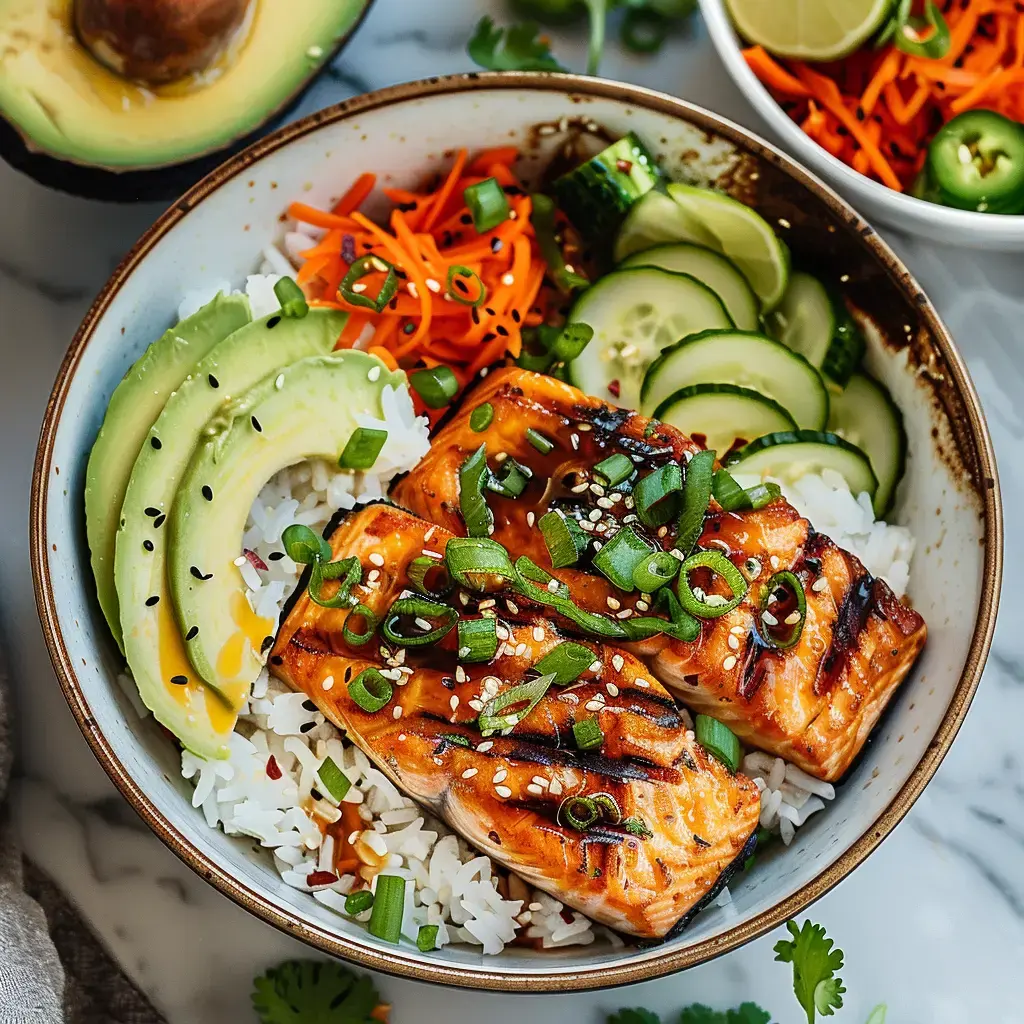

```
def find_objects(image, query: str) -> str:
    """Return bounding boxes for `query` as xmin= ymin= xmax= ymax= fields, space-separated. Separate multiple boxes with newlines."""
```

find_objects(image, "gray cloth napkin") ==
xmin=0 ymin=640 xmax=167 ymax=1023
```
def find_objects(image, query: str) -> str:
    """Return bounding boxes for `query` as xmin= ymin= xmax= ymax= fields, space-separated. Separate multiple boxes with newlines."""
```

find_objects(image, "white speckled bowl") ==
xmin=31 ymin=73 xmax=1001 ymax=991
xmin=700 ymin=0 xmax=1024 ymax=251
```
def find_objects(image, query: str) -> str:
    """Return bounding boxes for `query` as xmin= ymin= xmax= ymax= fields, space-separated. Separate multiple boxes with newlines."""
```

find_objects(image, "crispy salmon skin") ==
xmin=271 ymin=503 xmax=760 ymax=939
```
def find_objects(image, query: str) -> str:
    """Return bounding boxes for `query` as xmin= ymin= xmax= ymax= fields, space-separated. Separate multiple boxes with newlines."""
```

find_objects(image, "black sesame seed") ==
xmin=260 ymin=635 xmax=275 ymax=653
xmin=270 ymin=655 xmax=284 ymax=666
xmin=299 ymin=721 xmax=316 ymax=733
xmin=266 ymin=315 xmax=281 ymax=329
xmin=145 ymin=595 xmax=160 ymax=606
xmin=144 ymin=506 xmax=161 ymax=518
xmin=495 ymin=325 xmax=509 ymax=337
xmin=302 ymin=699 xmax=318 ymax=712
xmin=484 ymin=307 xmax=496 ymax=317
xmin=251 ymin=416 xmax=263 ymax=433
xmin=185 ymin=625 xmax=199 ymax=641
xmin=190 ymin=566 xmax=213 ymax=580
xmin=511 ymin=309 xmax=521 ymax=323
xmin=460 ymin=213 xmax=473 ymax=225
xmin=268 ymin=551 xmax=285 ymax=561
xmin=482 ymin=332 xmax=497 ymax=343
xmin=150 ymin=436 xmax=162 ymax=450
xmin=153 ymin=514 xmax=166 ymax=529
xmin=142 ymin=540 xmax=154 ymax=552
xmin=471 ymin=307 xmax=480 ymax=325
xmin=170 ymin=674 xmax=188 ymax=685
xmin=454 ymin=277 xmax=470 ymax=294
xmin=310 ymin=788 xmax=324 ymax=801
xmin=208 ymin=374 xmax=219 ymax=388
xmin=201 ymin=485 xmax=214 ymax=501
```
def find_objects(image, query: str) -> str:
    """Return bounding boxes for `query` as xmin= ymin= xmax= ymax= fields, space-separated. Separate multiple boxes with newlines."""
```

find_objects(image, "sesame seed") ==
xmin=723 ymin=656 xmax=737 ymax=671
xmin=450 ymin=695 xmax=460 ymax=712
xmin=531 ymin=776 xmax=548 ymax=788
xmin=414 ymin=617 xmax=433 ymax=631
xmin=606 ymin=682 xmax=620 ymax=697
xmin=657 ymin=526 xmax=668 ymax=538
xmin=784 ymin=611 xmax=802 ymax=625
xmin=393 ymin=706 xmax=403 ymax=719
xmin=635 ymin=600 xmax=649 ymax=612
xmin=477 ymin=740 xmax=494 ymax=752
xmin=588 ymin=660 xmax=602 ymax=673
xmin=547 ymin=578 xmax=561 ymax=593
xmin=501 ymin=273 xmax=515 ymax=286
xmin=635 ymin=678 xmax=650 ymax=688
xmin=526 ymin=784 xmax=543 ymax=796
xmin=368 ymin=552 xmax=385 ymax=567
xmin=588 ymin=508 xmax=602 ymax=522
xmin=468 ymin=699 xmax=483 ymax=711
xmin=514 ymin=642 xmax=528 ymax=657
xmin=616 ymin=609 xmax=633 ymax=619
xmin=493 ymin=768 xmax=508 ymax=783
xmin=233 ymin=556 xmax=247 ymax=566
xmin=425 ymin=278 xmax=441 ymax=293
xmin=367 ymin=365 xmax=381 ymax=382
xmin=424 ymin=526 xmax=436 ymax=542
xmin=433 ymin=757 xmax=444 ymax=766
xmin=570 ymin=434 xmax=580 ymax=450
xmin=322 ymin=675 xmax=335 ymax=691
xmin=549 ymin=779 xmax=563 ymax=795
xmin=458 ymin=646 xmax=472 ymax=659
xmin=731 ymin=624 xmax=746 ymax=635
xmin=778 ymin=218 xmax=791 ymax=229
xmin=398 ymin=733 xmax=406 ymax=741
xmin=812 ymin=578 xmax=829 ymax=593
xmin=728 ymin=634 xmax=740 ymax=650
xmin=455 ymin=665 xmax=467 ymax=683
xmin=584 ymin=700 xmax=604 ymax=712
xmin=495 ymin=785 xmax=512 ymax=798
xmin=607 ymin=597 xmax=621 ymax=611
xmin=770 ymin=555 xmax=781 ymax=570
xmin=533 ymin=626 xmax=544 ymax=641
xmin=597 ymin=497 xmax=613 ymax=509
xmin=479 ymin=598 xmax=496 ymax=610
xmin=367 ymin=569 xmax=380 ymax=583
xmin=407 ymin=282 xmax=419 ymax=298
xmin=571 ymin=482 xmax=590 ymax=494
xmin=421 ymin=549 xmax=443 ymax=560
xmin=496 ymin=625 xmax=510 ymax=640
xmin=350 ymin=282 xmax=367 ymax=293
xmin=611 ymin=654 xmax=624 ymax=671
xmin=526 ymin=512 xmax=535 ymax=527
xmin=462 ymin=768 xmax=478 ymax=779
xmin=507 ymin=599 xmax=520 ymax=614
xmin=762 ymin=611 xmax=779 ymax=626
xmin=275 ymin=373 xmax=285 ymax=389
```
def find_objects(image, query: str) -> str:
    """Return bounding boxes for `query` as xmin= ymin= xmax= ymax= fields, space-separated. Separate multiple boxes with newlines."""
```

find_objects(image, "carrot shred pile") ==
xmin=288 ymin=148 xmax=556 ymax=416
xmin=742 ymin=2 xmax=1024 ymax=193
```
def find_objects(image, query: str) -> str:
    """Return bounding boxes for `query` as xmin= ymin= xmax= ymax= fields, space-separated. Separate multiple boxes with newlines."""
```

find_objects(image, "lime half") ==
xmin=725 ymin=0 xmax=894 ymax=62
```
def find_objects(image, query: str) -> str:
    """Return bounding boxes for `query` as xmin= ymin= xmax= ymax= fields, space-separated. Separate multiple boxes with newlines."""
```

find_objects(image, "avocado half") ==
xmin=0 ymin=0 xmax=373 ymax=201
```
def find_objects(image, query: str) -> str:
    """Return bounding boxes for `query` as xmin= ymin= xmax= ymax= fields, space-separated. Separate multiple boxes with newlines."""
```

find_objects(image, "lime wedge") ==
xmin=725 ymin=0 xmax=894 ymax=62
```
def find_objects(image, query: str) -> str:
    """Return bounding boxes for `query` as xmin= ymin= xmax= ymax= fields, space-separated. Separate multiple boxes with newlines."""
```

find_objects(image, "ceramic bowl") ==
xmin=700 ymin=0 xmax=1024 ymax=251
xmin=31 ymin=72 xmax=1001 ymax=991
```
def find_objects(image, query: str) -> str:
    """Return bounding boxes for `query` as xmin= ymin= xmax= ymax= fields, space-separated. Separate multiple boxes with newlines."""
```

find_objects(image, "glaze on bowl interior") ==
xmin=31 ymin=72 xmax=1002 ymax=991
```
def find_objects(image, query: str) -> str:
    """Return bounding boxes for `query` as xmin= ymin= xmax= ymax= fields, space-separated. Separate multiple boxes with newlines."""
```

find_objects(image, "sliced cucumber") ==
xmin=666 ymin=183 xmax=790 ymax=310
xmin=828 ymin=372 xmax=906 ymax=516
xmin=652 ymin=383 xmax=796 ymax=455
xmin=620 ymin=243 xmax=760 ymax=332
xmin=768 ymin=271 xmax=866 ymax=389
xmin=725 ymin=431 xmax=878 ymax=502
xmin=640 ymin=329 xmax=828 ymax=430
xmin=553 ymin=133 xmax=661 ymax=240
xmin=566 ymin=267 xmax=733 ymax=409
xmin=613 ymin=190 xmax=716 ymax=261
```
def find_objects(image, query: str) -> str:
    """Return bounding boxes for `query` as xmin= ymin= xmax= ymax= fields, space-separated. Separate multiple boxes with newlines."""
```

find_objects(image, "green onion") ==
xmin=339 ymin=427 xmax=388 ymax=470
xmin=538 ymin=510 xmax=585 ymax=569
xmin=758 ymin=570 xmax=807 ymax=650
xmin=417 ymin=924 xmax=440 ymax=952
xmin=529 ymin=193 xmax=589 ymax=294
xmin=548 ymin=322 xmax=594 ymax=362
xmin=677 ymin=550 xmax=748 ymax=619
xmin=339 ymin=254 xmax=398 ymax=313
xmin=470 ymin=403 xmax=494 ymax=432
xmin=316 ymin=755 xmax=352 ymax=803
xmin=534 ymin=641 xmax=596 ymax=685
xmin=309 ymin=556 xmax=362 ymax=609
xmin=407 ymin=555 xmax=452 ymax=597
xmin=573 ymin=718 xmax=603 ymax=751
xmin=632 ymin=550 xmax=681 ymax=593
xmin=464 ymin=177 xmax=510 ymax=233
xmin=593 ymin=453 xmax=634 ymax=488
xmin=368 ymin=875 xmax=406 ymax=944
xmin=273 ymin=276 xmax=309 ymax=318
xmin=677 ymin=449 xmax=716 ymax=555
xmin=345 ymin=889 xmax=374 ymax=915
xmin=712 ymin=468 xmax=781 ymax=512
xmin=894 ymin=0 xmax=950 ymax=59
xmin=381 ymin=595 xmax=458 ymax=647
xmin=487 ymin=457 xmax=532 ymax=498
xmin=410 ymin=366 xmax=459 ymax=409
xmin=447 ymin=265 xmax=487 ymax=307
xmin=457 ymin=617 xmax=498 ymax=663
xmin=342 ymin=604 xmax=378 ymax=646
xmin=652 ymin=586 xmax=701 ymax=642
xmin=591 ymin=792 xmax=621 ymax=823
xmin=440 ymin=733 xmax=472 ymax=748
xmin=348 ymin=667 xmax=393 ymax=713
xmin=526 ymin=428 xmax=554 ymax=455
xmin=558 ymin=796 xmax=598 ymax=831
xmin=622 ymin=816 xmax=654 ymax=839
xmin=281 ymin=523 xmax=331 ymax=565
xmin=634 ymin=463 xmax=683 ymax=528
xmin=445 ymin=536 xmax=517 ymax=591
xmin=695 ymin=714 xmax=741 ymax=773
xmin=592 ymin=523 xmax=655 ymax=591
xmin=477 ymin=672 xmax=555 ymax=735
xmin=459 ymin=445 xmax=493 ymax=538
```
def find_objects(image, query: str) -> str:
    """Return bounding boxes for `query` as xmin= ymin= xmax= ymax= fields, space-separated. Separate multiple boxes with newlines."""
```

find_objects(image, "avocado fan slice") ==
xmin=85 ymin=292 xmax=251 ymax=651
xmin=168 ymin=350 xmax=405 ymax=703
xmin=115 ymin=308 xmax=347 ymax=760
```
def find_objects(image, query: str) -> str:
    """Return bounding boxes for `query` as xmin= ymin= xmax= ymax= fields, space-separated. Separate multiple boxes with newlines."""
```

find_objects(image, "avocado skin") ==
xmin=0 ymin=2 xmax=374 ymax=202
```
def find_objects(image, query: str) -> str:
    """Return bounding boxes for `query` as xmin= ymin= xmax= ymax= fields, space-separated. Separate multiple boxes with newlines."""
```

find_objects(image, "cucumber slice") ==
xmin=553 ymin=133 xmax=660 ymax=240
xmin=768 ymin=271 xmax=866 ymax=389
xmin=828 ymin=372 xmax=907 ymax=516
xmin=652 ymin=383 xmax=796 ymax=455
xmin=666 ymin=183 xmax=790 ymax=310
xmin=613 ymin=190 xmax=716 ymax=261
xmin=566 ymin=267 xmax=733 ymax=409
xmin=620 ymin=243 xmax=760 ymax=332
xmin=725 ymin=430 xmax=878 ymax=502
xmin=640 ymin=329 xmax=829 ymax=430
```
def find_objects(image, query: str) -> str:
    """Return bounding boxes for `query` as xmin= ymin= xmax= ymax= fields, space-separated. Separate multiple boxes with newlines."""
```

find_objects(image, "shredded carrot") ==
xmin=332 ymin=172 xmax=376 ymax=216
xmin=743 ymin=46 xmax=811 ymax=97
xmin=421 ymin=148 xmax=467 ymax=232
xmin=287 ymin=202 xmax=359 ymax=231
xmin=468 ymin=146 xmax=520 ymax=173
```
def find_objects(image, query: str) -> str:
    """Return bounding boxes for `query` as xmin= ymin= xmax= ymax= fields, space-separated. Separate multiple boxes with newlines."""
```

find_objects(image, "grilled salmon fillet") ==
xmin=392 ymin=368 xmax=926 ymax=781
xmin=270 ymin=503 xmax=760 ymax=939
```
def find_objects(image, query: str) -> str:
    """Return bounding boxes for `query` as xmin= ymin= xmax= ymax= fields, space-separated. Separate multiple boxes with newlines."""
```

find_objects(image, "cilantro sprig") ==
xmin=774 ymin=920 xmax=847 ymax=1023
xmin=467 ymin=17 xmax=567 ymax=72
xmin=252 ymin=961 xmax=383 ymax=1024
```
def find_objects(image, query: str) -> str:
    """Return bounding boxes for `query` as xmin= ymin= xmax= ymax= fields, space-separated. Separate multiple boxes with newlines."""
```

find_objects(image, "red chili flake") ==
xmin=616 ymin=159 xmax=633 ymax=174
xmin=559 ymin=908 xmax=575 ymax=925
xmin=607 ymin=379 xmax=621 ymax=399
xmin=265 ymin=755 xmax=282 ymax=780
xmin=244 ymin=548 xmax=269 ymax=572
xmin=306 ymin=870 xmax=339 ymax=888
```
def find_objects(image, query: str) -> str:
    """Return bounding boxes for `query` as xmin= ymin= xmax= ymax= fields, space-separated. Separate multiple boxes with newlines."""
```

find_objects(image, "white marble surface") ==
xmin=2 ymin=2 xmax=1023 ymax=1021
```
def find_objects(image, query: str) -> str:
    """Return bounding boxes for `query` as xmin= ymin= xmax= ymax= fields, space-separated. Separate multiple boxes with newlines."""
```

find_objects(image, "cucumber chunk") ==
xmin=828 ymin=372 xmax=906 ymax=515
xmin=640 ymin=329 xmax=828 ymax=430
xmin=653 ymin=383 xmax=796 ymax=455
xmin=566 ymin=267 xmax=733 ymax=409
xmin=725 ymin=430 xmax=878 ymax=502
xmin=666 ymin=183 xmax=790 ymax=310
xmin=613 ymin=190 xmax=716 ymax=261
xmin=620 ymin=243 xmax=760 ymax=332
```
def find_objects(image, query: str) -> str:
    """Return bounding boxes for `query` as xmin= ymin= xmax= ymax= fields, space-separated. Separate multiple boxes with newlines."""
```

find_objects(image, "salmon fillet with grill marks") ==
xmin=270 ymin=503 xmax=760 ymax=939
xmin=392 ymin=368 xmax=926 ymax=781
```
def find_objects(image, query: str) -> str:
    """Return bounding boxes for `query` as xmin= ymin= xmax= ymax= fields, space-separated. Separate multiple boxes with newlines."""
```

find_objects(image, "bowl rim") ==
xmin=30 ymin=70 xmax=1003 ymax=992
xmin=699 ymin=0 xmax=1024 ymax=237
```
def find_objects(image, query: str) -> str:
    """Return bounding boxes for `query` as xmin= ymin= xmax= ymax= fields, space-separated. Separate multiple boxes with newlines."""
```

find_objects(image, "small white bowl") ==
xmin=701 ymin=0 xmax=1024 ymax=250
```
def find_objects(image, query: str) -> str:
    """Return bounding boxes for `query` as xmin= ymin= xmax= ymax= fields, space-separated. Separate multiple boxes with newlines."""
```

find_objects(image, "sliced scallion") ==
xmin=464 ymin=177 xmax=510 ymax=233
xmin=487 ymin=457 xmax=532 ymax=499
xmin=368 ymin=874 xmax=406 ymax=944
xmin=339 ymin=254 xmax=398 ymax=313
xmin=558 ymin=795 xmax=598 ymax=831
xmin=632 ymin=550 xmax=681 ymax=593
xmin=281 ymin=523 xmax=331 ymax=565
xmin=592 ymin=523 xmax=655 ymax=591
xmin=348 ymin=667 xmax=393 ymax=713
xmin=457 ymin=617 xmax=498 ymax=663
xmin=309 ymin=556 xmax=362 ymax=609
xmin=342 ymin=604 xmax=378 ymax=646
xmin=345 ymin=889 xmax=374 ymax=915
xmin=526 ymin=428 xmax=554 ymax=455
xmin=339 ymin=427 xmax=388 ymax=470
xmin=758 ymin=570 xmax=807 ymax=650
xmin=534 ymin=640 xmax=596 ymax=686
xmin=447 ymin=265 xmax=487 ymax=307
xmin=573 ymin=718 xmax=604 ymax=751
xmin=529 ymin=193 xmax=590 ymax=294
xmin=316 ymin=755 xmax=352 ymax=803
xmin=623 ymin=816 xmax=654 ymax=839
xmin=407 ymin=555 xmax=452 ymax=597
xmin=381 ymin=595 xmax=458 ymax=647
xmin=677 ymin=449 xmax=716 ymax=556
xmin=593 ymin=453 xmax=634 ymax=488
xmin=695 ymin=714 xmax=741 ymax=773
xmin=459 ymin=444 xmax=493 ymax=538
xmin=634 ymin=463 xmax=683 ymax=529
xmin=711 ymin=467 xmax=782 ymax=513
xmin=273 ymin=276 xmax=309 ymax=318
xmin=539 ymin=510 xmax=585 ymax=569
xmin=417 ymin=924 xmax=440 ymax=952
xmin=445 ymin=536 xmax=517 ymax=591
xmin=677 ymin=550 xmax=748 ymax=620
xmin=591 ymin=792 xmax=621 ymax=823
xmin=470 ymin=403 xmax=494 ymax=432
xmin=549 ymin=322 xmax=594 ymax=363
xmin=410 ymin=366 xmax=459 ymax=409
xmin=477 ymin=672 xmax=555 ymax=735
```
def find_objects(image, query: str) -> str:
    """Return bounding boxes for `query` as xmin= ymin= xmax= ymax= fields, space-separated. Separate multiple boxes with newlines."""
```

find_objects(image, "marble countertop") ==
xmin=2 ymin=2 xmax=1022 ymax=1021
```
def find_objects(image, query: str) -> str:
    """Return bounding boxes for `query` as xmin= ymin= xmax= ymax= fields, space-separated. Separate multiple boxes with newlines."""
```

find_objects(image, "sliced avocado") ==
xmin=115 ymin=308 xmax=347 ymax=759
xmin=85 ymin=292 xmax=251 ymax=651
xmin=169 ymin=351 xmax=404 ymax=700
xmin=0 ymin=0 xmax=368 ymax=179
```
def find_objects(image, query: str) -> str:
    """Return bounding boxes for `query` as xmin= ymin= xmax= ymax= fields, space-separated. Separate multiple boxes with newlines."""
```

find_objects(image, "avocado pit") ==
xmin=73 ymin=0 xmax=251 ymax=85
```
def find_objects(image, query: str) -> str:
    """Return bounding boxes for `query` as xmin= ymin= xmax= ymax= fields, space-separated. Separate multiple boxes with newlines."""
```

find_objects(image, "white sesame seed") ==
xmin=421 ymin=549 xmax=443 ymax=560
xmin=398 ymin=733 xmax=406 ymax=741
xmin=635 ymin=678 xmax=650 ymax=688
xmin=533 ymin=626 xmax=545 ymax=641
xmin=635 ymin=600 xmax=649 ymax=612
xmin=275 ymin=373 xmax=285 ymax=389
xmin=762 ymin=611 xmax=779 ymax=626
xmin=423 ymin=526 xmax=436 ymax=542
xmin=812 ymin=578 xmax=829 ymax=593
xmin=531 ymin=776 xmax=548 ymax=788
xmin=784 ymin=611 xmax=802 ymax=625
xmin=502 ymin=273 xmax=515 ymax=286
xmin=579 ymin=520 xmax=594 ymax=532
xmin=588 ymin=660 xmax=602 ymax=673
xmin=462 ymin=768 xmax=478 ymax=779
xmin=549 ymin=779 xmax=563 ymax=796
xmin=571 ymin=434 xmax=580 ymax=450
xmin=526 ymin=784 xmax=543 ymax=795
xmin=367 ymin=569 xmax=380 ymax=583
xmin=588 ymin=508 xmax=602 ymax=522
xmin=322 ymin=675 xmax=335 ymax=691
xmin=514 ymin=642 xmax=528 ymax=657
xmin=455 ymin=665 xmax=467 ymax=683
xmin=723 ymin=656 xmax=737 ymax=671
xmin=606 ymin=682 xmax=620 ymax=697
xmin=526 ymin=512 xmax=536 ymax=527
xmin=606 ymin=597 xmax=621 ymax=611
xmin=770 ymin=555 xmax=781 ymax=570
xmin=479 ymin=599 xmax=496 ymax=610
xmin=731 ymin=624 xmax=746 ymax=635
xmin=496 ymin=625 xmax=510 ymax=640
xmin=584 ymin=700 xmax=604 ymax=712
xmin=458 ymin=646 xmax=471 ymax=659
xmin=414 ymin=616 xmax=433 ymax=631
xmin=367 ymin=365 xmax=381 ymax=382
xmin=450 ymin=695 xmax=460 ymax=712
xmin=233 ymin=556 xmax=247 ymax=566
xmin=597 ymin=496 xmax=613 ymax=509
xmin=425 ymin=278 xmax=441 ymax=293
xmin=508 ymin=599 xmax=520 ymax=615
xmin=468 ymin=699 xmax=484 ymax=711
xmin=407 ymin=281 xmax=419 ymax=298
xmin=433 ymin=756 xmax=443 ymax=766
xmin=368 ymin=552 xmax=384 ymax=567
xmin=616 ymin=609 xmax=633 ymax=619
xmin=547 ymin=578 xmax=561 ymax=593
xmin=495 ymin=785 xmax=512 ymax=798
xmin=611 ymin=654 xmax=624 ymax=671
xmin=728 ymin=634 xmax=740 ymax=650
xmin=350 ymin=282 xmax=368 ymax=293
xmin=393 ymin=705 xmax=403 ymax=719
xmin=477 ymin=740 xmax=494 ymax=753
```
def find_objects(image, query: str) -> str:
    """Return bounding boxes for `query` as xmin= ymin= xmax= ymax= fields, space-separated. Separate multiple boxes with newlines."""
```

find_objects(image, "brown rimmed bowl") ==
xmin=30 ymin=72 xmax=1002 ymax=991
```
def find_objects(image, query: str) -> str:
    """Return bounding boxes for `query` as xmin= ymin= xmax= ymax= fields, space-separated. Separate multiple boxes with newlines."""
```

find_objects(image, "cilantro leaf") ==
xmin=252 ymin=960 xmax=382 ymax=1024
xmin=680 ymin=1004 xmax=771 ymax=1024
xmin=467 ymin=17 xmax=567 ymax=72
xmin=774 ymin=920 xmax=845 ymax=1024
xmin=609 ymin=1011 xmax=662 ymax=1024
